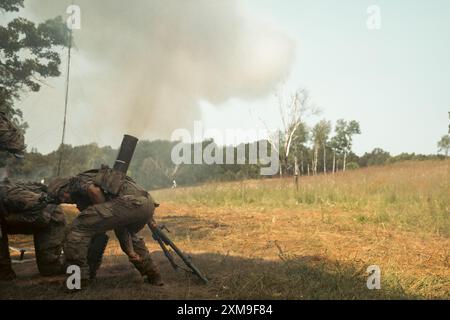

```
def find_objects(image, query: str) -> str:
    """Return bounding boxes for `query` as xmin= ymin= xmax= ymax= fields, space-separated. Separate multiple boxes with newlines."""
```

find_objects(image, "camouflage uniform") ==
xmin=49 ymin=169 xmax=161 ymax=282
xmin=0 ymin=112 xmax=28 ymax=280
xmin=0 ymin=112 xmax=25 ymax=157
xmin=0 ymin=180 xmax=66 ymax=279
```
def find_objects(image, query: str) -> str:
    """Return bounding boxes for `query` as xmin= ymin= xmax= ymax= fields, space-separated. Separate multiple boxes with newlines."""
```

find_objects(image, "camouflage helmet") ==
xmin=0 ymin=112 xmax=26 ymax=158
xmin=47 ymin=177 xmax=72 ymax=202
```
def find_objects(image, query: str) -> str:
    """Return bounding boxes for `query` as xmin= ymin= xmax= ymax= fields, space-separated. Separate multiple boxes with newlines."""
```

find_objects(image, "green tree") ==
xmin=332 ymin=119 xmax=361 ymax=172
xmin=329 ymin=134 xmax=340 ymax=173
xmin=272 ymin=88 xmax=318 ymax=177
xmin=359 ymin=148 xmax=391 ymax=167
xmin=290 ymin=122 xmax=309 ymax=174
xmin=0 ymin=0 xmax=70 ymax=124
xmin=311 ymin=120 xmax=331 ymax=175
xmin=437 ymin=135 xmax=450 ymax=157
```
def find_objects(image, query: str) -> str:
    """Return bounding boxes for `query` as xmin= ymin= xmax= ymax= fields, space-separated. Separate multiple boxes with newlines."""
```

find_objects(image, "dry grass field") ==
xmin=1 ymin=160 xmax=449 ymax=299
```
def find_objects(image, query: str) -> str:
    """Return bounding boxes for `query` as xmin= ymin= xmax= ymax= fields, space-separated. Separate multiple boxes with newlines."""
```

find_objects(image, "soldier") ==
xmin=0 ymin=112 xmax=26 ymax=158
xmin=0 ymin=112 xmax=26 ymax=280
xmin=0 ymin=180 xmax=66 ymax=280
xmin=0 ymin=113 xmax=66 ymax=281
xmin=48 ymin=165 xmax=163 ymax=287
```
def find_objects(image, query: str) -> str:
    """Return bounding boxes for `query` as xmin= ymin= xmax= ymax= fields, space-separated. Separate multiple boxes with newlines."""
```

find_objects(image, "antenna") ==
xmin=56 ymin=20 xmax=73 ymax=176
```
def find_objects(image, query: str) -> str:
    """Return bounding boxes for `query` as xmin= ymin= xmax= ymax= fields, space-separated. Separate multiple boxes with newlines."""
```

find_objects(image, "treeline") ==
xmin=0 ymin=139 xmax=445 ymax=191
xmin=1 ymin=140 xmax=267 ymax=190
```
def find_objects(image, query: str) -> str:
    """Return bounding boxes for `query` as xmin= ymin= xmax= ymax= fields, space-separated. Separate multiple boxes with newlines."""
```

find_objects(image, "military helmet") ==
xmin=0 ymin=112 xmax=26 ymax=158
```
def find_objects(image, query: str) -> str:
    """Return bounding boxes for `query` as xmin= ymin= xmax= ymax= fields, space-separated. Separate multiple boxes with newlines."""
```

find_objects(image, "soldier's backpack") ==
xmin=1 ymin=180 xmax=52 ymax=233
xmin=91 ymin=165 xmax=126 ymax=196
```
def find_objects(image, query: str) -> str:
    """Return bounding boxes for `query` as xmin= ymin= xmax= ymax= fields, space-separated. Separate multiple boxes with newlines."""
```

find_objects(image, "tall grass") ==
xmin=5 ymin=161 xmax=448 ymax=300
xmin=154 ymin=160 xmax=450 ymax=236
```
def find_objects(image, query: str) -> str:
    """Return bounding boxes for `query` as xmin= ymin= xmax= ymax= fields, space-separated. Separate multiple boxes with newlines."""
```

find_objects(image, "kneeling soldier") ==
xmin=48 ymin=166 xmax=163 ymax=286
xmin=0 ymin=179 xmax=66 ymax=280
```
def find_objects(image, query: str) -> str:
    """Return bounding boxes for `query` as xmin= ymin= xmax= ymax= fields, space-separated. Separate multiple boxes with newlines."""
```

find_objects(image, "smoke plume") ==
xmin=25 ymin=0 xmax=295 ymax=147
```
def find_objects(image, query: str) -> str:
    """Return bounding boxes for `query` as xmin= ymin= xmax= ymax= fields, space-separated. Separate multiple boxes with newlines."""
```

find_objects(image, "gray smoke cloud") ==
xmin=24 ymin=0 xmax=295 ymax=149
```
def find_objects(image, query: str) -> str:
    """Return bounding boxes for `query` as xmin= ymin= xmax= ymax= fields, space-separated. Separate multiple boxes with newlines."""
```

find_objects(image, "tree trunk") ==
xmin=279 ymin=159 xmax=283 ymax=178
xmin=300 ymin=151 xmax=304 ymax=175
xmin=313 ymin=145 xmax=319 ymax=175
xmin=343 ymin=150 xmax=347 ymax=172
xmin=332 ymin=150 xmax=336 ymax=174
xmin=323 ymin=145 xmax=327 ymax=174
xmin=278 ymin=154 xmax=283 ymax=178
xmin=294 ymin=156 xmax=299 ymax=191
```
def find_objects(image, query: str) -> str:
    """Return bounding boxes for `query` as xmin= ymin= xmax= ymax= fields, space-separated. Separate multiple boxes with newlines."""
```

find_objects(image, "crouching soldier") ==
xmin=0 ymin=179 xmax=66 ymax=280
xmin=48 ymin=166 xmax=163 ymax=287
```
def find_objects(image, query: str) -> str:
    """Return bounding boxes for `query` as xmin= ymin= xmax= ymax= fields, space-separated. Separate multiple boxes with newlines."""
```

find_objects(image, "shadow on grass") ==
xmin=1 ymin=250 xmax=417 ymax=300
xmin=156 ymin=215 xmax=230 ymax=240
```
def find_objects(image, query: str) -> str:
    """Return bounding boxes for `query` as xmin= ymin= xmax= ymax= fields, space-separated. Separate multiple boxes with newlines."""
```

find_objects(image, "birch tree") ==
xmin=329 ymin=135 xmax=340 ymax=173
xmin=311 ymin=120 xmax=331 ymax=175
xmin=291 ymin=122 xmax=309 ymax=175
xmin=264 ymin=88 xmax=317 ymax=177
xmin=334 ymin=119 xmax=361 ymax=172
xmin=321 ymin=121 xmax=332 ymax=174
xmin=438 ymin=134 xmax=450 ymax=157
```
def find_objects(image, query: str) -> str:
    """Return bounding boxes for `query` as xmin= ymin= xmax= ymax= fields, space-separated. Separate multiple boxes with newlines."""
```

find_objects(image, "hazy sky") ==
xmin=10 ymin=0 xmax=450 ymax=155
xmin=203 ymin=0 xmax=450 ymax=155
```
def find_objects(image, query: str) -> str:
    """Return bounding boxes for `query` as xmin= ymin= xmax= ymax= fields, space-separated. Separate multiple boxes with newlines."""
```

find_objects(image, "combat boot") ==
xmin=146 ymin=269 xmax=164 ymax=286
xmin=80 ymin=278 xmax=91 ymax=289
xmin=38 ymin=261 xmax=65 ymax=277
